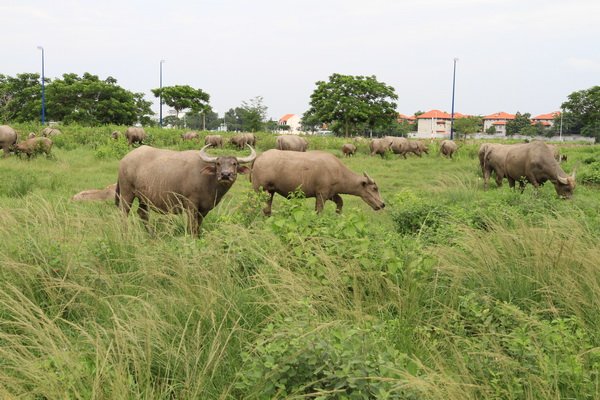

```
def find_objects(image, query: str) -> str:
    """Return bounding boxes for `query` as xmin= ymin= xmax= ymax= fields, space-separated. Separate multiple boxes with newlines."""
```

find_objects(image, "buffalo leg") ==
xmin=263 ymin=192 xmax=275 ymax=216
xmin=188 ymin=209 xmax=205 ymax=236
xmin=508 ymin=177 xmax=516 ymax=189
xmin=332 ymin=194 xmax=344 ymax=214
xmin=315 ymin=194 xmax=326 ymax=214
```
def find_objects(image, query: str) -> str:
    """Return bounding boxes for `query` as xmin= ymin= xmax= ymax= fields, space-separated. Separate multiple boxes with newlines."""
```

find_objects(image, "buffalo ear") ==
xmin=237 ymin=165 xmax=251 ymax=175
xmin=200 ymin=165 xmax=216 ymax=175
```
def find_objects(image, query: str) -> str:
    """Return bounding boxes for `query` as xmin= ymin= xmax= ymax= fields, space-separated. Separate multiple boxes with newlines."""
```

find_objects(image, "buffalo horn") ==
xmin=198 ymin=144 xmax=219 ymax=163
xmin=236 ymin=144 xmax=257 ymax=164
xmin=557 ymin=175 xmax=569 ymax=185
xmin=363 ymin=172 xmax=374 ymax=183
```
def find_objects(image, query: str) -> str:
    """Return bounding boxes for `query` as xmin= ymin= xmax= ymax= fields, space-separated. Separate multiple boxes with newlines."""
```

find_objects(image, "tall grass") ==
xmin=1 ymin=128 xmax=599 ymax=398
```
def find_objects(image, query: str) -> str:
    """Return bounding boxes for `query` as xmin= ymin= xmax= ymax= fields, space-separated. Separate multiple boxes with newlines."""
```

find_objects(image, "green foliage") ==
xmin=0 ymin=73 xmax=42 ymax=122
xmin=561 ymin=86 xmax=600 ymax=139
xmin=151 ymin=85 xmax=210 ymax=117
xmin=94 ymin=138 xmax=130 ymax=159
xmin=579 ymin=161 xmax=600 ymax=185
xmin=506 ymin=112 xmax=532 ymax=135
xmin=236 ymin=319 xmax=420 ymax=399
xmin=46 ymin=73 xmax=153 ymax=125
xmin=454 ymin=116 xmax=483 ymax=136
xmin=0 ymin=174 xmax=38 ymax=198
xmin=308 ymin=73 xmax=398 ymax=137
xmin=485 ymin=125 xmax=497 ymax=134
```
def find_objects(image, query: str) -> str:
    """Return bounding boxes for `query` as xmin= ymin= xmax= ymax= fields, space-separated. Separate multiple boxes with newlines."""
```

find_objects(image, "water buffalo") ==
xmin=111 ymin=131 xmax=120 ymax=140
xmin=27 ymin=132 xmax=36 ymax=139
xmin=484 ymin=141 xmax=576 ymax=197
xmin=230 ymin=133 xmax=255 ymax=149
xmin=0 ymin=125 xmax=17 ymax=157
xmin=204 ymin=135 xmax=223 ymax=148
xmin=12 ymin=137 xmax=53 ymax=158
xmin=41 ymin=127 xmax=62 ymax=137
xmin=251 ymin=149 xmax=385 ymax=215
xmin=181 ymin=131 xmax=199 ymax=140
xmin=370 ymin=137 xmax=393 ymax=157
xmin=124 ymin=127 xmax=146 ymax=146
xmin=276 ymin=135 xmax=308 ymax=152
xmin=72 ymin=184 xmax=117 ymax=201
xmin=116 ymin=144 xmax=256 ymax=235
xmin=440 ymin=140 xmax=458 ymax=158
xmin=342 ymin=143 xmax=357 ymax=157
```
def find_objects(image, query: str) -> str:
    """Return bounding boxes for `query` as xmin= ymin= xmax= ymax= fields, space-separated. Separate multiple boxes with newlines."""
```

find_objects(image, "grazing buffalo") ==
xmin=111 ymin=131 xmax=120 ymax=140
xmin=27 ymin=132 xmax=36 ymax=139
xmin=0 ymin=125 xmax=18 ymax=157
xmin=440 ymin=140 xmax=458 ymax=158
xmin=370 ymin=137 xmax=393 ymax=157
xmin=230 ymin=133 xmax=256 ymax=149
xmin=181 ymin=131 xmax=199 ymax=140
xmin=484 ymin=141 xmax=576 ymax=198
xmin=41 ymin=127 xmax=62 ymax=137
xmin=116 ymin=144 xmax=256 ymax=235
xmin=72 ymin=183 xmax=117 ymax=201
xmin=251 ymin=149 xmax=385 ymax=215
xmin=204 ymin=135 xmax=223 ymax=148
xmin=12 ymin=137 xmax=53 ymax=158
xmin=124 ymin=127 xmax=146 ymax=146
xmin=276 ymin=135 xmax=308 ymax=152
xmin=342 ymin=143 xmax=357 ymax=157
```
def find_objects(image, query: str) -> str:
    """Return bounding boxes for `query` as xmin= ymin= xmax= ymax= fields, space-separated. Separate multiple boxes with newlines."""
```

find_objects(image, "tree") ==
xmin=300 ymin=110 xmax=322 ymax=134
xmin=151 ymin=85 xmax=210 ymax=119
xmin=240 ymin=96 xmax=268 ymax=132
xmin=0 ymin=73 xmax=45 ymax=122
xmin=454 ymin=116 xmax=483 ymax=137
xmin=560 ymin=86 xmax=600 ymax=140
xmin=506 ymin=112 xmax=532 ymax=135
xmin=308 ymin=73 xmax=398 ymax=137
xmin=185 ymin=109 xmax=219 ymax=130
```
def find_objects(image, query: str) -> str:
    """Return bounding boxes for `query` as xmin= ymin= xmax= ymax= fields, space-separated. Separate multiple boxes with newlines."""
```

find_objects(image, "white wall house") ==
xmin=278 ymin=114 xmax=302 ymax=134
xmin=483 ymin=112 xmax=515 ymax=135
xmin=416 ymin=110 xmax=467 ymax=136
xmin=531 ymin=111 xmax=560 ymax=127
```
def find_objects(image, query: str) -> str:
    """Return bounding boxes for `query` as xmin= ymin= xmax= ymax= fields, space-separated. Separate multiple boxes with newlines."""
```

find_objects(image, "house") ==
xmin=278 ymin=114 xmax=302 ymax=134
xmin=417 ymin=110 xmax=467 ymax=136
xmin=483 ymin=112 xmax=516 ymax=135
xmin=397 ymin=113 xmax=416 ymax=124
xmin=531 ymin=111 xmax=560 ymax=127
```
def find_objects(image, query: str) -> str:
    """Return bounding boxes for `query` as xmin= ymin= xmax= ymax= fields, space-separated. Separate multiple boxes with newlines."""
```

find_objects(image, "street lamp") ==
xmin=159 ymin=59 xmax=165 ymax=127
xmin=37 ymin=46 xmax=46 ymax=125
xmin=450 ymin=57 xmax=458 ymax=140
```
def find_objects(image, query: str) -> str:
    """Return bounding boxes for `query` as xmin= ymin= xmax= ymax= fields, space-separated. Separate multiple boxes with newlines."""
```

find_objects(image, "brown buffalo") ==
xmin=27 ymin=132 xmax=36 ymax=139
xmin=440 ymin=140 xmax=458 ymax=158
xmin=116 ymin=144 xmax=256 ymax=235
xmin=251 ymin=149 xmax=385 ymax=215
xmin=484 ymin=141 xmax=576 ymax=197
xmin=111 ymin=131 xmax=120 ymax=140
xmin=181 ymin=131 xmax=199 ymax=140
xmin=276 ymin=135 xmax=308 ymax=152
xmin=124 ymin=127 xmax=146 ymax=146
xmin=342 ymin=143 xmax=357 ymax=157
xmin=0 ymin=125 xmax=18 ymax=157
xmin=370 ymin=137 xmax=393 ymax=157
xmin=13 ymin=137 xmax=53 ymax=158
xmin=230 ymin=133 xmax=256 ymax=149
xmin=72 ymin=184 xmax=117 ymax=201
xmin=204 ymin=134 xmax=223 ymax=148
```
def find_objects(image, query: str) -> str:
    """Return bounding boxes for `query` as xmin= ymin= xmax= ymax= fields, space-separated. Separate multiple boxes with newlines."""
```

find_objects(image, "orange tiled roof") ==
xmin=398 ymin=113 xmax=416 ymax=120
xmin=492 ymin=121 xmax=507 ymax=125
xmin=279 ymin=114 xmax=296 ymax=123
xmin=417 ymin=110 xmax=452 ymax=119
xmin=484 ymin=112 xmax=515 ymax=120
xmin=532 ymin=111 xmax=560 ymax=120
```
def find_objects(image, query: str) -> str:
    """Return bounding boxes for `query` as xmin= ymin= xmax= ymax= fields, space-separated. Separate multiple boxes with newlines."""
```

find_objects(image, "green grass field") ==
xmin=1 ymin=125 xmax=600 ymax=399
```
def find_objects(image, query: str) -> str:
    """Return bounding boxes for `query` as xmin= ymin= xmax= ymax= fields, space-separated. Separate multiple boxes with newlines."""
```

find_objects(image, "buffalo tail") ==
xmin=115 ymin=182 xmax=120 ymax=207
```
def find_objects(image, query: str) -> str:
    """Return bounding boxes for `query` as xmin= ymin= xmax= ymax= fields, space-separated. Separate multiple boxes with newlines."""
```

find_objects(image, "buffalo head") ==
xmin=198 ymin=144 xmax=256 ymax=184
xmin=358 ymin=172 xmax=385 ymax=210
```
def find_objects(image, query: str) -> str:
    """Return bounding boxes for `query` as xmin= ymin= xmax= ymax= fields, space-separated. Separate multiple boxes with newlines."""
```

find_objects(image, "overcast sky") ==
xmin=2 ymin=0 xmax=599 ymax=121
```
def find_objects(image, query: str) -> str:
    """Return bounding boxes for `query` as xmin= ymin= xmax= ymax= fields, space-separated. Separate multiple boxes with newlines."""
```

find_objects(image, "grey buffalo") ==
xmin=370 ymin=137 xmax=393 ymax=157
xmin=342 ymin=143 xmax=357 ymax=157
xmin=440 ymin=140 xmax=458 ymax=158
xmin=276 ymin=135 xmax=308 ymax=152
xmin=204 ymin=135 xmax=223 ymax=148
xmin=116 ymin=144 xmax=256 ymax=235
xmin=124 ymin=127 xmax=146 ymax=146
xmin=251 ymin=149 xmax=385 ymax=215
xmin=13 ymin=137 xmax=53 ymax=158
xmin=0 ymin=125 xmax=17 ymax=157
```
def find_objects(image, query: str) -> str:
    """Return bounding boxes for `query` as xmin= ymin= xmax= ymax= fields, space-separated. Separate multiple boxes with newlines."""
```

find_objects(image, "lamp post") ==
xmin=37 ymin=46 xmax=46 ymax=125
xmin=559 ymin=109 xmax=563 ymax=142
xmin=159 ymin=59 xmax=165 ymax=127
xmin=450 ymin=57 xmax=458 ymax=140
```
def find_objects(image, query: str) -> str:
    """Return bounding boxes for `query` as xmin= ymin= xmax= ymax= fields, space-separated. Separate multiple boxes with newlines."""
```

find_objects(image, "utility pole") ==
xmin=450 ymin=57 xmax=458 ymax=140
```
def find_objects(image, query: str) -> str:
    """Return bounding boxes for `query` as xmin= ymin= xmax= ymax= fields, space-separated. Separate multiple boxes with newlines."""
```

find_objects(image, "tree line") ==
xmin=1 ymin=71 xmax=598 ymax=139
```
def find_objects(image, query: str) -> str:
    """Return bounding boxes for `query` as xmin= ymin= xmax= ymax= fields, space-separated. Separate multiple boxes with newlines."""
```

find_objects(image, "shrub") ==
xmin=236 ymin=319 xmax=421 ymax=399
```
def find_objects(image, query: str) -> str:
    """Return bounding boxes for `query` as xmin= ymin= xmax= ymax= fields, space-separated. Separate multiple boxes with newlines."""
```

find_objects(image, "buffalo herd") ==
xmin=0 ymin=123 xmax=580 ymax=235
